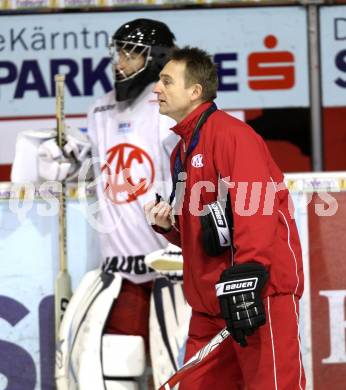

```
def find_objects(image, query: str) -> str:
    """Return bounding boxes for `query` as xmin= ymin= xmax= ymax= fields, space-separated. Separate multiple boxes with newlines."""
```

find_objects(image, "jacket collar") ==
xmin=171 ymin=101 xmax=213 ymax=141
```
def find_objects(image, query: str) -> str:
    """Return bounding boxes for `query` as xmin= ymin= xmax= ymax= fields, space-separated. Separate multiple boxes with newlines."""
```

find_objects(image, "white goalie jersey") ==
xmin=11 ymin=83 xmax=178 ymax=284
xmin=87 ymin=83 xmax=178 ymax=283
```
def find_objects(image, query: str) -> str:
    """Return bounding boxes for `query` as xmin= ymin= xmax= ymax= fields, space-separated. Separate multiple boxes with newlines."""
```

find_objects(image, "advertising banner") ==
xmin=0 ymin=190 xmax=101 ymax=390
xmin=0 ymin=6 xmax=309 ymax=117
xmin=0 ymin=7 xmax=309 ymax=165
xmin=308 ymin=192 xmax=346 ymax=390
xmin=320 ymin=5 xmax=346 ymax=107
xmin=0 ymin=0 xmax=301 ymax=10
xmin=286 ymin=173 xmax=346 ymax=390
xmin=0 ymin=0 xmax=105 ymax=9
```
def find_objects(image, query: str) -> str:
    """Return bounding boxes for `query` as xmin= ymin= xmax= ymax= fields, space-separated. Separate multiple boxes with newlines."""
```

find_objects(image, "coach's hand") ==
xmin=144 ymin=198 xmax=174 ymax=231
xmin=215 ymin=262 xmax=268 ymax=347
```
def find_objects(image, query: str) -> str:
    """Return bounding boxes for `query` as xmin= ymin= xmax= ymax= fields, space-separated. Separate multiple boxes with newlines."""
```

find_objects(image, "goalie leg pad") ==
xmin=56 ymin=269 xmax=110 ymax=389
xmin=102 ymin=335 xmax=145 ymax=377
xmin=71 ymin=273 xmax=122 ymax=389
xmin=105 ymin=382 xmax=139 ymax=390
xmin=55 ymin=270 xmax=122 ymax=389
xmin=150 ymin=277 xmax=191 ymax=388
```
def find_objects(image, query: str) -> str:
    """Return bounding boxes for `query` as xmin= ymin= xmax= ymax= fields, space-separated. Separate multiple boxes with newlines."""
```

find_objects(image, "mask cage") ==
xmin=108 ymin=39 xmax=152 ymax=83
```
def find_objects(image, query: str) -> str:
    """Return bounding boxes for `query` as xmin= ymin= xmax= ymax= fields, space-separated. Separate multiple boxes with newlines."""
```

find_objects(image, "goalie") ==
xmin=11 ymin=18 xmax=187 ymax=389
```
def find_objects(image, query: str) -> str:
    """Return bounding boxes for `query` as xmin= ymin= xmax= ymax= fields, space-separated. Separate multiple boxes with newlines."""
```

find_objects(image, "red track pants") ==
xmin=179 ymin=294 xmax=306 ymax=390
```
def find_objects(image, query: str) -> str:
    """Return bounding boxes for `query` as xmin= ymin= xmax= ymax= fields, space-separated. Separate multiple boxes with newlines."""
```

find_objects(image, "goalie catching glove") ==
xmin=215 ymin=262 xmax=268 ymax=347
xmin=38 ymin=126 xmax=91 ymax=181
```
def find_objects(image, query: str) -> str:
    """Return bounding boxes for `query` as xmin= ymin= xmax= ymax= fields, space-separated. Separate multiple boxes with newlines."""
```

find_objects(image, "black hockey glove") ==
xmin=215 ymin=262 xmax=268 ymax=347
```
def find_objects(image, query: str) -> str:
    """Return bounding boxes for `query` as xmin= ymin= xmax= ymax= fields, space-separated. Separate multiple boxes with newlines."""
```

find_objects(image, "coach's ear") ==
xmin=190 ymin=83 xmax=203 ymax=102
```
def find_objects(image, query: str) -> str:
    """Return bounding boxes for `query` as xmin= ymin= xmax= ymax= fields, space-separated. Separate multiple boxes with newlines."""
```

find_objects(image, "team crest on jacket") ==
xmin=191 ymin=154 xmax=203 ymax=168
xmin=101 ymin=143 xmax=155 ymax=204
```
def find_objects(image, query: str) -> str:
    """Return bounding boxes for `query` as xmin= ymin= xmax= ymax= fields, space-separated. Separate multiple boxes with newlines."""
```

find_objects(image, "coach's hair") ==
xmin=170 ymin=46 xmax=218 ymax=101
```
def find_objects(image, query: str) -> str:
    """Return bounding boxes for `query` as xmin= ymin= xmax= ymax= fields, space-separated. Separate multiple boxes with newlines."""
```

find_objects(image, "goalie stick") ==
xmin=54 ymin=74 xmax=72 ymax=339
xmin=158 ymin=327 xmax=230 ymax=390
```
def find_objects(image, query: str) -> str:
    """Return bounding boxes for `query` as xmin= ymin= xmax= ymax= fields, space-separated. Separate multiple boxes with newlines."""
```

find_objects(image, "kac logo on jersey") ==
xmin=101 ymin=143 xmax=155 ymax=204
xmin=191 ymin=154 xmax=203 ymax=168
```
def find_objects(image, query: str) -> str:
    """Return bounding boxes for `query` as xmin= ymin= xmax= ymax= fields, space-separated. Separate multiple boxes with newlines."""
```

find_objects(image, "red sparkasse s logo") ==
xmin=248 ymin=35 xmax=295 ymax=90
xmin=101 ymin=143 xmax=155 ymax=204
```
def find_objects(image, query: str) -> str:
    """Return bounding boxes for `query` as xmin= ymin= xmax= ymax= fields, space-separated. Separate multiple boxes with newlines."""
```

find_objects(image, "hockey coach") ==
xmin=145 ymin=47 xmax=306 ymax=389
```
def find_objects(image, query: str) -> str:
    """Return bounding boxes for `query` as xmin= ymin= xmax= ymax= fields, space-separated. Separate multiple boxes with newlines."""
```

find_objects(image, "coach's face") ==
xmin=154 ymin=60 xmax=201 ymax=123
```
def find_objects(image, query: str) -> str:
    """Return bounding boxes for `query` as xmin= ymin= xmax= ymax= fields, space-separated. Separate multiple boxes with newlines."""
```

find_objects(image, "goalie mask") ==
xmin=109 ymin=18 xmax=176 ymax=101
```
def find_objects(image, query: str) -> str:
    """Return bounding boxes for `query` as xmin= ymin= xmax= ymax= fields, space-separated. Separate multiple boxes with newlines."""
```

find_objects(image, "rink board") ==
xmin=1 ymin=174 xmax=346 ymax=389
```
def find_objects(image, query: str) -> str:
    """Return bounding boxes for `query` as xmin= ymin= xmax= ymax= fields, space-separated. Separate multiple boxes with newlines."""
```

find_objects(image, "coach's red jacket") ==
xmin=155 ymin=101 xmax=304 ymax=317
